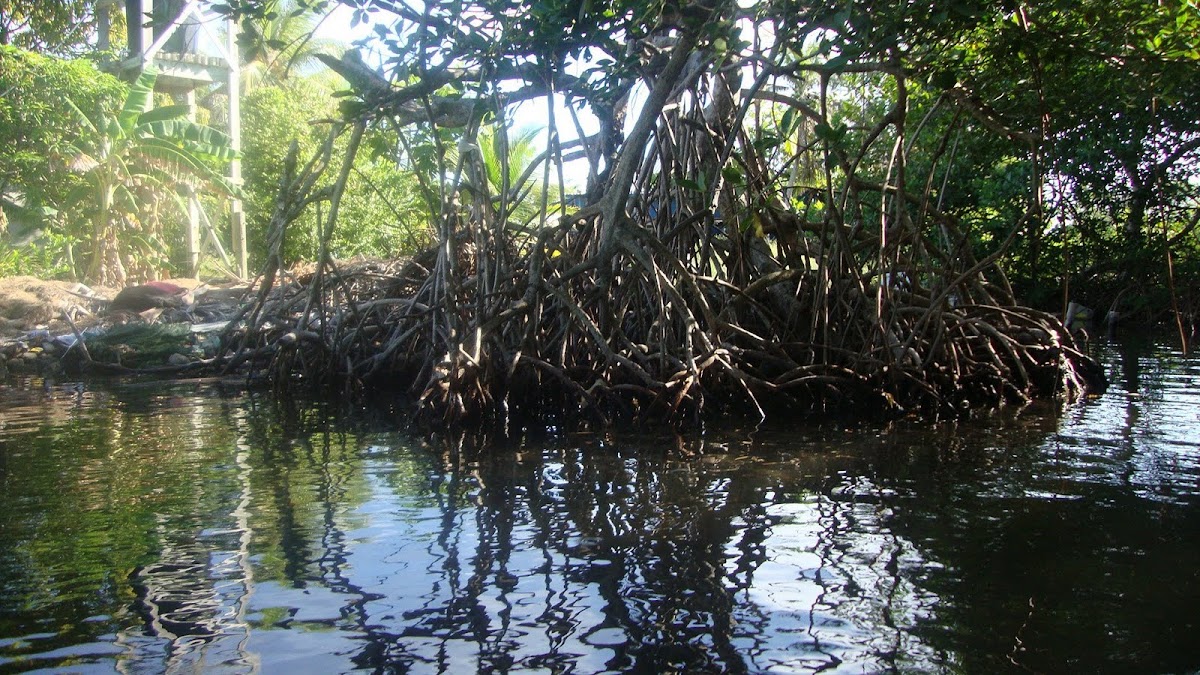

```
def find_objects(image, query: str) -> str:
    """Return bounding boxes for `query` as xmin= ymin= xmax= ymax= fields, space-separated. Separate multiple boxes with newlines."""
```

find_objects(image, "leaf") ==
xmin=780 ymin=107 xmax=798 ymax=137
xmin=140 ymin=120 xmax=235 ymax=153
xmin=136 ymin=138 xmax=237 ymax=193
xmin=340 ymin=99 xmax=367 ymax=118
xmin=750 ymin=212 xmax=765 ymax=238
xmin=754 ymin=134 xmax=782 ymax=151
xmin=119 ymin=69 xmax=158 ymax=134
xmin=929 ymin=69 xmax=957 ymax=90
xmin=137 ymin=104 xmax=191 ymax=125
xmin=824 ymin=53 xmax=850 ymax=70
xmin=64 ymin=99 xmax=100 ymax=135
xmin=181 ymin=141 xmax=239 ymax=163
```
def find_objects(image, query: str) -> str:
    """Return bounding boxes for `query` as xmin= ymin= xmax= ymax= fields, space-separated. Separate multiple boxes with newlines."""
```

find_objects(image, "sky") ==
xmin=312 ymin=2 xmax=605 ymax=191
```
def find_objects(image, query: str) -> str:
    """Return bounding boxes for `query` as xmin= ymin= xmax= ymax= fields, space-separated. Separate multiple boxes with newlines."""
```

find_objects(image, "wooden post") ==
xmin=117 ymin=0 xmax=245 ymax=279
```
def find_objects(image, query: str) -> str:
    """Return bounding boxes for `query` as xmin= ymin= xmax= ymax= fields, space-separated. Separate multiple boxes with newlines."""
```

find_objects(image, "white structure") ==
xmin=100 ymin=0 xmax=247 ymax=279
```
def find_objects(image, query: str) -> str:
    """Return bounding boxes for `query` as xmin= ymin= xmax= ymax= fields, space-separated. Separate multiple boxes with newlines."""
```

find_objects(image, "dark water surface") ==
xmin=1 ymin=340 xmax=1197 ymax=673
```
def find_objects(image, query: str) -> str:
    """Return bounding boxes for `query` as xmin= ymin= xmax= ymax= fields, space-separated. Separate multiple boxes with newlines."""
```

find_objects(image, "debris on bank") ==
xmin=0 ymin=275 xmax=246 ymax=378
xmin=0 ymin=276 xmax=100 ymax=333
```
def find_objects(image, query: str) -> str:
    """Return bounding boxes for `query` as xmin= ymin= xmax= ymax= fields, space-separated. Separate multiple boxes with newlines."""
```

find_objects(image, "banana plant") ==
xmin=64 ymin=68 xmax=238 ymax=286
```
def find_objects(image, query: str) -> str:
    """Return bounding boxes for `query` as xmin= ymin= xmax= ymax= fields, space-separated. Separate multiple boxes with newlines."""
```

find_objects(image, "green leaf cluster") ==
xmin=216 ymin=0 xmax=1200 ymax=316
xmin=62 ymin=68 xmax=239 ymax=285
xmin=0 ymin=0 xmax=102 ymax=56
xmin=241 ymin=76 xmax=431 ymax=266
xmin=0 ymin=46 xmax=127 ymax=278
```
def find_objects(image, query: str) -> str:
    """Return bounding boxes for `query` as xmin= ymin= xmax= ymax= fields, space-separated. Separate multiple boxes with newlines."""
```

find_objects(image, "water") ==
xmin=0 ymin=340 xmax=1197 ymax=673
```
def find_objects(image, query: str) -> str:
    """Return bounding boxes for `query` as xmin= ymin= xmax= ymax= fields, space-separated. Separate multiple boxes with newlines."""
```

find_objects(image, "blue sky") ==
xmin=313 ymin=3 xmax=603 ymax=191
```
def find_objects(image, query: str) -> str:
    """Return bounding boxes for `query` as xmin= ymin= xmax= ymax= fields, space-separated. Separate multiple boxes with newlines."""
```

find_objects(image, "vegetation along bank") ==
xmin=4 ymin=0 xmax=1199 ymax=426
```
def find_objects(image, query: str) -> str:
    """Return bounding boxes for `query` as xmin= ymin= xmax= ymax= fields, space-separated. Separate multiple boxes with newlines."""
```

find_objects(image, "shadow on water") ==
xmin=0 ymin=336 xmax=1197 ymax=673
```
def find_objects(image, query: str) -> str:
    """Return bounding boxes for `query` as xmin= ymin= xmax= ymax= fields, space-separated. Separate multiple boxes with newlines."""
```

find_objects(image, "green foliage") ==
xmin=236 ymin=0 xmax=342 ymax=87
xmin=462 ymin=124 xmax=558 ymax=229
xmin=0 ymin=46 xmax=127 ymax=266
xmin=1136 ymin=0 xmax=1200 ymax=61
xmin=806 ymin=0 xmax=1200 ymax=308
xmin=0 ymin=0 xmax=101 ymax=55
xmin=64 ymin=68 xmax=238 ymax=285
xmin=221 ymin=0 xmax=1199 ymax=320
xmin=241 ymin=77 xmax=431 ymax=266
xmin=2 ymin=50 xmax=240 ymax=283
xmin=0 ymin=231 xmax=76 ymax=279
xmin=334 ymin=156 xmax=431 ymax=258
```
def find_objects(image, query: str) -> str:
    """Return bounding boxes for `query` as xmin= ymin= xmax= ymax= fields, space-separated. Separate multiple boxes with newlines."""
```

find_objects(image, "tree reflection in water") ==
xmin=3 ymin=338 xmax=1197 ymax=673
xmin=179 ymin=415 xmax=942 ymax=674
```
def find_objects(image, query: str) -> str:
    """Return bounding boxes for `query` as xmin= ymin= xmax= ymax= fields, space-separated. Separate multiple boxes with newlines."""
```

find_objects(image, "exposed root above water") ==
xmin=211 ymin=211 xmax=1105 ymax=427
xmin=208 ymin=37 xmax=1112 ymax=427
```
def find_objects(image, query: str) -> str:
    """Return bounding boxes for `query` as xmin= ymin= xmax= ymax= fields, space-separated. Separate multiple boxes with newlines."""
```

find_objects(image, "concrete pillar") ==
xmin=97 ymin=0 xmax=113 ymax=52
xmin=127 ymin=0 xmax=154 ymax=65
xmin=227 ymin=14 xmax=246 ymax=278
xmin=184 ymin=88 xmax=201 ymax=277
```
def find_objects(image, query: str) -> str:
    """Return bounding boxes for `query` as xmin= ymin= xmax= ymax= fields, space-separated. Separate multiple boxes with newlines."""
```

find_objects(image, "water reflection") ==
xmin=243 ymin=436 xmax=941 ymax=674
xmin=0 ymin=340 xmax=1198 ymax=673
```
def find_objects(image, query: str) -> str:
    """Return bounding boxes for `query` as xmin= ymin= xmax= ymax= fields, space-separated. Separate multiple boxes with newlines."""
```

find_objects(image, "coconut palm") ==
xmin=237 ymin=0 xmax=342 ymax=89
xmin=65 ymin=68 xmax=237 ymax=286
xmin=460 ymin=124 xmax=560 ymax=230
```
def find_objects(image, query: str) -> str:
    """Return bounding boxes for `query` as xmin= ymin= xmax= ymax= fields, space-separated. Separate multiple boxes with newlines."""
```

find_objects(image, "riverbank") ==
xmin=0 ymin=275 xmax=245 ymax=378
xmin=0 ymin=257 xmax=1110 ymax=426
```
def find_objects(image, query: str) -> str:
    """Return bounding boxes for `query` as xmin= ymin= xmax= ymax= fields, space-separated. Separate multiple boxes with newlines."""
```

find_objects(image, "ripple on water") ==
xmin=1045 ymin=348 xmax=1200 ymax=505
xmin=1 ymin=344 xmax=1198 ymax=673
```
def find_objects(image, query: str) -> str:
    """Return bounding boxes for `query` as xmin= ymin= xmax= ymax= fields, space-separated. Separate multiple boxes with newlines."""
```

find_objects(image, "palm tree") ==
xmin=237 ymin=0 xmax=341 ymax=89
xmin=65 ymin=68 xmax=237 ymax=286
xmin=462 ymin=124 xmax=560 ymax=230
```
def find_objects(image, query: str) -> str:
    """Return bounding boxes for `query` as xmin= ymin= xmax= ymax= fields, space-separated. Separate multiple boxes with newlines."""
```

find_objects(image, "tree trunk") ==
xmin=1125 ymin=186 xmax=1149 ymax=245
xmin=87 ymin=182 xmax=125 ymax=287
